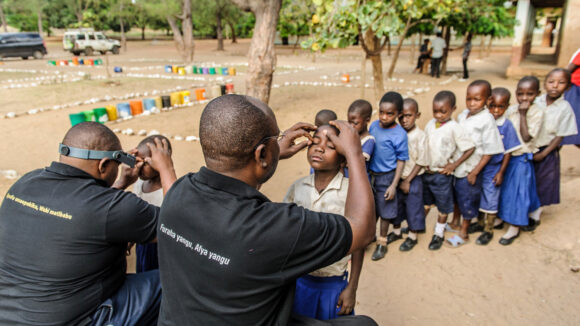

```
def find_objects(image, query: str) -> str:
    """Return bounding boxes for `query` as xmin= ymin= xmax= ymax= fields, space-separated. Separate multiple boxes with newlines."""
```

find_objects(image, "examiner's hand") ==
xmin=327 ymin=120 xmax=362 ymax=157
xmin=278 ymin=122 xmax=316 ymax=159
xmin=145 ymin=137 xmax=174 ymax=172
xmin=112 ymin=149 xmax=143 ymax=189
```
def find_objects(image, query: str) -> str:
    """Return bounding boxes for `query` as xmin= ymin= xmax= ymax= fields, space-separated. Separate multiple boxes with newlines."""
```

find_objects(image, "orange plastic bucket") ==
xmin=341 ymin=74 xmax=350 ymax=83
xmin=195 ymin=88 xmax=206 ymax=101
xmin=72 ymin=57 xmax=79 ymax=65
xmin=130 ymin=100 xmax=144 ymax=116
xmin=225 ymin=83 xmax=234 ymax=94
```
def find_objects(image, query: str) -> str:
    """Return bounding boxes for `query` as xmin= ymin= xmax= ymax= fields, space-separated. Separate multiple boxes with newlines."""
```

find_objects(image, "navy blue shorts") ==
xmin=293 ymin=272 xmax=352 ymax=320
xmin=372 ymin=171 xmax=398 ymax=220
xmin=480 ymin=163 xmax=501 ymax=213
xmin=397 ymin=175 xmax=425 ymax=231
xmin=454 ymin=175 xmax=483 ymax=219
xmin=136 ymin=243 xmax=159 ymax=273
xmin=422 ymin=173 xmax=454 ymax=214
xmin=534 ymin=147 xmax=560 ymax=206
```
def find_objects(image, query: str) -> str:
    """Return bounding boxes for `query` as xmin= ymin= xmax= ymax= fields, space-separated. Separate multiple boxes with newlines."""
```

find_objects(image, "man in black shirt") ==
xmin=158 ymin=95 xmax=377 ymax=325
xmin=0 ymin=122 xmax=176 ymax=325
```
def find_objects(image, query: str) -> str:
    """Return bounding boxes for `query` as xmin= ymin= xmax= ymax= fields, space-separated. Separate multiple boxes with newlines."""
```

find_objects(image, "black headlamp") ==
xmin=59 ymin=143 xmax=137 ymax=168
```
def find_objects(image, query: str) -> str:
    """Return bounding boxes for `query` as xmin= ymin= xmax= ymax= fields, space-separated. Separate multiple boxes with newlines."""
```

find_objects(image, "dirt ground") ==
xmin=1 ymin=39 xmax=579 ymax=325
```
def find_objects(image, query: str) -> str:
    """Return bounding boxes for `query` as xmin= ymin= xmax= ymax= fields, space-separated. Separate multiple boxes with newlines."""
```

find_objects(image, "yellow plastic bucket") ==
xmin=170 ymin=92 xmax=182 ymax=106
xmin=180 ymin=91 xmax=191 ymax=104
xmin=106 ymin=105 xmax=118 ymax=121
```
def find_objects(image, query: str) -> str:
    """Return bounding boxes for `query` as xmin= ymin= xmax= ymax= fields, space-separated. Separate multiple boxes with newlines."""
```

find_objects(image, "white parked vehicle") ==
xmin=63 ymin=29 xmax=121 ymax=56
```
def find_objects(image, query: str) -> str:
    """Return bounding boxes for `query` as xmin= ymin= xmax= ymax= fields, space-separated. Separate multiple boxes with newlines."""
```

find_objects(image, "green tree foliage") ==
xmin=278 ymin=0 xmax=314 ymax=45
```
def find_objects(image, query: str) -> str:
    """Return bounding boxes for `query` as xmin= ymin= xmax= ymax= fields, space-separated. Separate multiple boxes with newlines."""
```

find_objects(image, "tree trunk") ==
xmin=409 ymin=33 xmax=416 ymax=64
xmin=227 ymin=20 xmax=237 ymax=43
xmin=441 ymin=25 xmax=451 ymax=75
xmin=486 ymin=36 xmax=492 ymax=57
xmin=386 ymin=36 xmax=391 ymax=56
xmin=120 ymin=1 xmax=127 ymax=52
xmin=231 ymin=0 xmax=282 ymax=104
xmin=37 ymin=7 xmax=43 ymax=36
xmin=387 ymin=17 xmax=412 ymax=79
xmin=216 ymin=11 xmax=224 ymax=51
xmin=141 ymin=26 xmax=145 ymax=40
xmin=166 ymin=0 xmax=194 ymax=64
xmin=361 ymin=29 xmax=384 ymax=101
xmin=0 ymin=3 xmax=8 ymax=32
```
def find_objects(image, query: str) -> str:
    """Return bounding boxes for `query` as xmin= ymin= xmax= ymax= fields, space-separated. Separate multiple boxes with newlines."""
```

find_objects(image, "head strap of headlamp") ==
xmin=58 ymin=143 xmax=136 ymax=167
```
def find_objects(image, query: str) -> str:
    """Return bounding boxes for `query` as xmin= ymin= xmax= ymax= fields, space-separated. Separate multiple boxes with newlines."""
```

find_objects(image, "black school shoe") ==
xmin=521 ymin=219 xmax=540 ymax=232
xmin=399 ymin=238 xmax=418 ymax=252
xmin=493 ymin=221 xmax=504 ymax=230
xmin=467 ymin=222 xmax=484 ymax=234
xmin=386 ymin=232 xmax=403 ymax=244
xmin=371 ymin=244 xmax=387 ymax=261
xmin=428 ymin=235 xmax=444 ymax=250
xmin=499 ymin=232 xmax=519 ymax=246
xmin=475 ymin=232 xmax=493 ymax=245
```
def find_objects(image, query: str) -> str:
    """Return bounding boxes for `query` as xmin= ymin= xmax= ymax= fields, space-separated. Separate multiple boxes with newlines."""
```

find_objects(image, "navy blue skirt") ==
xmin=293 ymin=273 xmax=352 ymax=321
xmin=500 ymin=154 xmax=541 ymax=226
xmin=534 ymin=147 xmax=560 ymax=206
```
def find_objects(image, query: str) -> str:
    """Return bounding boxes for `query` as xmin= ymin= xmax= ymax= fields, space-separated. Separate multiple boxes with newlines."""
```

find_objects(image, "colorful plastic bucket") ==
xmin=172 ymin=65 xmax=178 ymax=73
xmin=192 ymin=66 xmax=198 ymax=74
xmin=117 ymin=103 xmax=131 ymax=118
xmin=154 ymin=96 xmax=162 ymax=109
xmin=93 ymin=107 xmax=108 ymax=123
xmin=225 ymin=83 xmax=234 ymax=94
xmin=69 ymin=113 xmax=86 ymax=126
xmin=72 ymin=57 xmax=79 ymax=65
xmin=178 ymin=67 xmax=186 ymax=75
xmin=195 ymin=88 xmax=206 ymax=101
xmin=161 ymin=96 xmax=171 ymax=108
xmin=93 ymin=59 xmax=102 ymax=66
xmin=170 ymin=92 xmax=182 ymax=106
xmin=143 ymin=98 xmax=156 ymax=111
xmin=106 ymin=105 xmax=118 ymax=121
xmin=222 ymin=67 xmax=229 ymax=75
xmin=209 ymin=67 xmax=216 ymax=75
xmin=165 ymin=65 xmax=173 ymax=73
xmin=202 ymin=67 xmax=209 ymax=75
xmin=228 ymin=67 xmax=236 ymax=76
xmin=48 ymin=60 xmax=56 ymax=66
xmin=341 ymin=74 xmax=350 ymax=83
xmin=220 ymin=84 xmax=226 ymax=95
xmin=180 ymin=91 xmax=191 ymax=104
xmin=82 ymin=110 xmax=95 ymax=122
xmin=79 ymin=59 xmax=84 ymax=65
xmin=130 ymin=100 xmax=144 ymax=116
xmin=114 ymin=66 xmax=123 ymax=73
xmin=85 ymin=59 xmax=94 ymax=66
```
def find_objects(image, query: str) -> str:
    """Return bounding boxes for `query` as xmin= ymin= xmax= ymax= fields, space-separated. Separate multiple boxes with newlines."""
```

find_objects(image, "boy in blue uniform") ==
xmin=347 ymin=99 xmax=375 ymax=178
xmin=369 ymin=92 xmax=408 ymax=261
xmin=468 ymin=88 xmax=521 ymax=245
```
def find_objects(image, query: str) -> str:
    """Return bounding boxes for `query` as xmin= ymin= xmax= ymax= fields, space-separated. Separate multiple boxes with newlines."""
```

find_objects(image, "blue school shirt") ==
xmin=489 ymin=118 xmax=521 ymax=165
xmin=369 ymin=121 xmax=409 ymax=173
xmin=343 ymin=136 xmax=375 ymax=178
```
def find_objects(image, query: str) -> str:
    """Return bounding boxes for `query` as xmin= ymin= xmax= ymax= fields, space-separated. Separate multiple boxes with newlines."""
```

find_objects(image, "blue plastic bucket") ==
xmin=143 ymin=98 xmax=156 ymax=111
xmin=116 ymin=102 xmax=132 ymax=118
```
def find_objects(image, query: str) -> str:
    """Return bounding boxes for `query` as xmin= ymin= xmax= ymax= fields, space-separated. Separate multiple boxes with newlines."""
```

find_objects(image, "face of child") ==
xmin=378 ymin=102 xmax=399 ymax=128
xmin=399 ymin=103 xmax=420 ymax=131
xmin=515 ymin=81 xmax=539 ymax=105
xmin=488 ymin=94 xmax=509 ymax=120
xmin=432 ymin=100 xmax=454 ymax=123
xmin=307 ymin=126 xmax=342 ymax=172
xmin=465 ymin=85 xmax=489 ymax=115
xmin=347 ymin=111 xmax=368 ymax=135
xmin=136 ymin=146 xmax=159 ymax=181
xmin=544 ymin=71 xmax=569 ymax=100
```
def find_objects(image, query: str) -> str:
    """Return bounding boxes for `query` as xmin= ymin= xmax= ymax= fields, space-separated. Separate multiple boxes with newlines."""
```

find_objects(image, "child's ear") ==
xmin=416 ymin=111 xmax=421 ymax=118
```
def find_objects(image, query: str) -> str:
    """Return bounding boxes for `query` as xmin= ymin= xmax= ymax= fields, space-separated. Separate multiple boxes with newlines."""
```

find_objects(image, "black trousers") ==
xmin=431 ymin=57 xmax=442 ymax=78
xmin=288 ymin=314 xmax=378 ymax=326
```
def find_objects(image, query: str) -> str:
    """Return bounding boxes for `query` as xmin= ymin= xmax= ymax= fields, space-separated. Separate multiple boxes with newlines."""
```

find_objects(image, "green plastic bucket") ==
xmin=192 ymin=66 xmax=198 ymax=74
xmin=209 ymin=67 xmax=216 ymax=75
xmin=69 ymin=113 xmax=86 ymax=126
xmin=93 ymin=107 xmax=108 ymax=123
xmin=82 ymin=110 xmax=96 ymax=122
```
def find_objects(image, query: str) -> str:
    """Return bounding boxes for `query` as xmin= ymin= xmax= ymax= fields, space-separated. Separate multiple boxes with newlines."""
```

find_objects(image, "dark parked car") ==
xmin=0 ymin=33 xmax=47 ymax=60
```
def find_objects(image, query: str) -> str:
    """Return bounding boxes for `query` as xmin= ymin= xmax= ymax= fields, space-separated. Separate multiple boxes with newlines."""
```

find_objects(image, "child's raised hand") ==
xmin=327 ymin=120 xmax=362 ymax=157
xmin=113 ymin=149 xmax=143 ymax=189
xmin=337 ymin=285 xmax=356 ymax=315
xmin=145 ymin=138 xmax=174 ymax=172
xmin=518 ymin=101 xmax=530 ymax=114
xmin=278 ymin=122 xmax=316 ymax=159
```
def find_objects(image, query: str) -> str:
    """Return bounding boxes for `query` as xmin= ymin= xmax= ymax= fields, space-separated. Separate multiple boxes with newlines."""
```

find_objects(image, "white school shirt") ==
xmin=133 ymin=179 xmax=164 ymax=206
xmin=534 ymin=94 xmax=578 ymax=147
xmin=402 ymin=127 xmax=429 ymax=179
xmin=431 ymin=37 xmax=446 ymax=58
xmin=283 ymin=172 xmax=351 ymax=277
xmin=424 ymin=119 xmax=474 ymax=173
xmin=507 ymin=103 xmax=544 ymax=156
xmin=455 ymin=109 xmax=504 ymax=178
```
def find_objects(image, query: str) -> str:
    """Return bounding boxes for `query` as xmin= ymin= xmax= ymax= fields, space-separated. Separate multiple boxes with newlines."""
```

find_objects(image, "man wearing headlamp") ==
xmin=0 ymin=122 xmax=176 ymax=326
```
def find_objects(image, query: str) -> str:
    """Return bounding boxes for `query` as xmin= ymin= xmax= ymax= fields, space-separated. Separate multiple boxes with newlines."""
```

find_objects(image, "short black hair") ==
xmin=433 ymin=90 xmax=456 ymax=108
xmin=199 ymin=94 xmax=275 ymax=170
xmin=138 ymin=135 xmax=172 ymax=155
xmin=468 ymin=79 xmax=492 ymax=98
xmin=314 ymin=109 xmax=337 ymax=127
xmin=403 ymin=98 xmax=419 ymax=113
xmin=546 ymin=68 xmax=571 ymax=87
xmin=62 ymin=122 xmax=121 ymax=152
xmin=379 ymin=91 xmax=404 ymax=113
xmin=517 ymin=75 xmax=540 ymax=92
xmin=491 ymin=87 xmax=511 ymax=103
xmin=347 ymin=99 xmax=372 ymax=120
xmin=423 ymin=39 xmax=429 ymax=43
